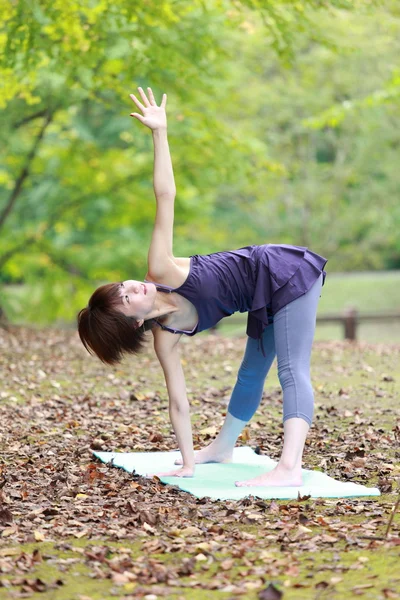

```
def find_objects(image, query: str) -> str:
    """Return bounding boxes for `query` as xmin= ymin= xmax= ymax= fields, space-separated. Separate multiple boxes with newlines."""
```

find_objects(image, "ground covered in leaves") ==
xmin=0 ymin=327 xmax=399 ymax=599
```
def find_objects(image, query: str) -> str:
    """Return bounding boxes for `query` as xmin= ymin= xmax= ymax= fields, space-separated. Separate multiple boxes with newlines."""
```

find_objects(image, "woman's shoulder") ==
xmin=146 ymin=256 xmax=190 ymax=288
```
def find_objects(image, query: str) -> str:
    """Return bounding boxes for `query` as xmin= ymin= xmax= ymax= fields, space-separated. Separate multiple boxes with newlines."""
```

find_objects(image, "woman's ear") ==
xmin=136 ymin=318 xmax=144 ymax=328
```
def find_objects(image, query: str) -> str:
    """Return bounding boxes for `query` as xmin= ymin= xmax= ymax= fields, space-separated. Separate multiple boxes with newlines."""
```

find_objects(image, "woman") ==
xmin=78 ymin=87 xmax=328 ymax=487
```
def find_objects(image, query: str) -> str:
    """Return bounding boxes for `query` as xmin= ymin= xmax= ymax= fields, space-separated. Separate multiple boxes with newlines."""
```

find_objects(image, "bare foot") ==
xmin=174 ymin=444 xmax=233 ymax=465
xmin=235 ymin=465 xmax=303 ymax=487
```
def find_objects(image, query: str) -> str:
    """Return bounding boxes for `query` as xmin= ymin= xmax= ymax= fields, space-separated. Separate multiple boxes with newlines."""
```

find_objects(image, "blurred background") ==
xmin=0 ymin=0 xmax=399 ymax=342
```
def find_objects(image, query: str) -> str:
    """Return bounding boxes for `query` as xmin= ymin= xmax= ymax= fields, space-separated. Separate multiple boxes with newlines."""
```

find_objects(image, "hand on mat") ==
xmin=130 ymin=86 xmax=167 ymax=131
xmin=145 ymin=466 xmax=195 ymax=479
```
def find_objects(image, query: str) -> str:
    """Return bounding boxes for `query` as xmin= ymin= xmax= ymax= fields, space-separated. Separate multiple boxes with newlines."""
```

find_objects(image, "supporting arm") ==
xmin=153 ymin=329 xmax=195 ymax=472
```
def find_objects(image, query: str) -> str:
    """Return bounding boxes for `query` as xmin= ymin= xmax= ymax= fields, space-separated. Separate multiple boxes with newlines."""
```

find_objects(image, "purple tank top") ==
xmin=147 ymin=244 xmax=327 ymax=344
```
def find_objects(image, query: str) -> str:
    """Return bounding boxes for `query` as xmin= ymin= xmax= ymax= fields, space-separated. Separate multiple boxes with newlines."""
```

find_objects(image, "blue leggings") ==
xmin=227 ymin=273 xmax=323 ymax=427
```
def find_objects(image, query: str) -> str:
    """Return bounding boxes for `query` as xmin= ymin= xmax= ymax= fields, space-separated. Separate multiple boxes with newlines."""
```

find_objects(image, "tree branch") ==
xmin=0 ymin=174 xmax=137 ymax=271
xmin=0 ymin=111 xmax=53 ymax=232
xmin=12 ymin=109 xmax=48 ymax=130
xmin=45 ymin=173 xmax=137 ymax=230
xmin=34 ymin=241 xmax=84 ymax=277
xmin=0 ymin=236 xmax=39 ymax=271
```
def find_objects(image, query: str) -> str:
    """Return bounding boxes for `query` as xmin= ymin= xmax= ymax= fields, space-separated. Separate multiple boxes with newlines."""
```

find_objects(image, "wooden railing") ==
xmin=212 ymin=309 xmax=400 ymax=341
xmin=316 ymin=308 xmax=400 ymax=341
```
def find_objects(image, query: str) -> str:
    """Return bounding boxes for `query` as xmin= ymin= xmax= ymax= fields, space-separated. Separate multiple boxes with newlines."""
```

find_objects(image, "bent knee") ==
xmin=278 ymin=366 xmax=310 ymax=389
xmin=237 ymin=360 xmax=269 ymax=385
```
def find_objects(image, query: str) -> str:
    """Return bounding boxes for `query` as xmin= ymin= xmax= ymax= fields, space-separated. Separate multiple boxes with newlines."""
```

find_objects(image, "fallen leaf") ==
xmin=34 ymin=530 xmax=45 ymax=542
xmin=1 ymin=527 xmax=17 ymax=538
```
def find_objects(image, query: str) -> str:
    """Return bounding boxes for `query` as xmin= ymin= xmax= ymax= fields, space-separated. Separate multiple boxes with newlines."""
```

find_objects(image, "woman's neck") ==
xmin=146 ymin=290 xmax=180 ymax=322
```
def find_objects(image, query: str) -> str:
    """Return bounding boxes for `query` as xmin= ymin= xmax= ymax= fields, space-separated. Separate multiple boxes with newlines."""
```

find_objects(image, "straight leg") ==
xmin=174 ymin=324 xmax=276 ymax=465
xmin=236 ymin=273 xmax=323 ymax=487
xmin=227 ymin=325 xmax=276 ymax=422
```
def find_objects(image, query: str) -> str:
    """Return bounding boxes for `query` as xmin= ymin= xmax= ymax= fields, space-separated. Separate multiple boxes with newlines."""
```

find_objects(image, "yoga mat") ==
xmin=93 ymin=446 xmax=381 ymax=500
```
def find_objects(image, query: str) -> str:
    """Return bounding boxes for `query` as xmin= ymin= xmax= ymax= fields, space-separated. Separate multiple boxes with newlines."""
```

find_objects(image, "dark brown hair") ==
xmin=77 ymin=282 xmax=155 ymax=365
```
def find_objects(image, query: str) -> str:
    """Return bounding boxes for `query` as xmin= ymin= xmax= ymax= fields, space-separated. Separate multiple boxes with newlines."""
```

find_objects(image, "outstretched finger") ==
xmin=161 ymin=93 xmax=167 ymax=109
xmin=129 ymin=93 xmax=145 ymax=112
xmin=137 ymin=86 xmax=150 ymax=107
xmin=130 ymin=112 xmax=144 ymax=123
xmin=147 ymin=87 xmax=156 ymax=106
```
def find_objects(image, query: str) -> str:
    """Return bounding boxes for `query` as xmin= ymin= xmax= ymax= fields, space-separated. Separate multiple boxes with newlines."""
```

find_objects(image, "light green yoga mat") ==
xmin=93 ymin=446 xmax=380 ymax=500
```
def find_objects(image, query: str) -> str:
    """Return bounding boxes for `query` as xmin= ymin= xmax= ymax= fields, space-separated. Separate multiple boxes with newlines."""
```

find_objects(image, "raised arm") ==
xmin=130 ymin=87 xmax=176 ymax=277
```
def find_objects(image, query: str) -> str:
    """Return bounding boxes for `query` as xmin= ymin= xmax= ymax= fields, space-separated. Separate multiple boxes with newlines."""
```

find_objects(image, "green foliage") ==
xmin=0 ymin=0 xmax=399 ymax=323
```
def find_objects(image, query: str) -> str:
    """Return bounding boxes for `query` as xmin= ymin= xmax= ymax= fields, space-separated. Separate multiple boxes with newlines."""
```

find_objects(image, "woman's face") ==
xmin=118 ymin=280 xmax=157 ymax=322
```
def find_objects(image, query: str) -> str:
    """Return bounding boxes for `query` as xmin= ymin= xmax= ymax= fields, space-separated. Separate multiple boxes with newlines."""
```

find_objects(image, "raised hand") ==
xmin=130 ymin=86 xmax=167 ymax=131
